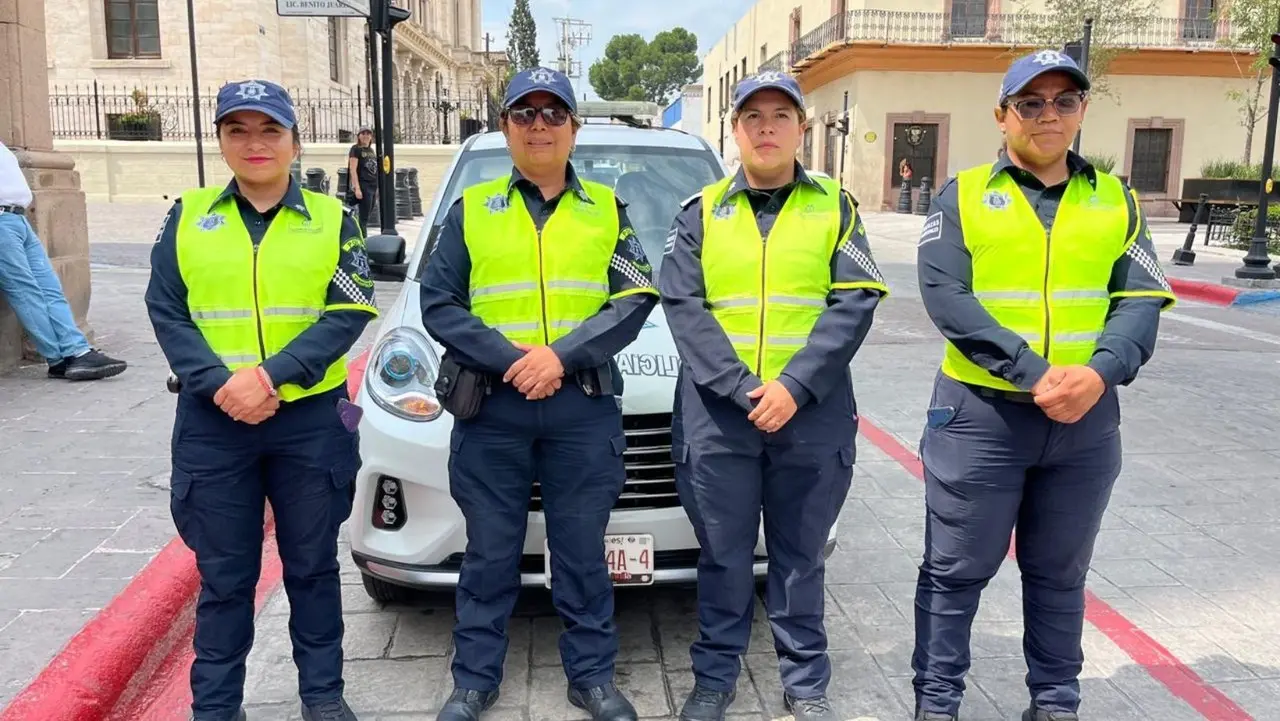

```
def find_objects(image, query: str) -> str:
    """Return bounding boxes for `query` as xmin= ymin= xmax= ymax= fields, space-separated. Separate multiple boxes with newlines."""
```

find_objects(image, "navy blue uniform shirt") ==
xmin=659 ymin=163 xmax=888 ymax=412
xmin=419 ymin=164 xmax=658 ymax=379
xmin=145 ymin=178 xmax=377 ymax=398
xmin=917 ymin=150 xmax=1173 ymax=392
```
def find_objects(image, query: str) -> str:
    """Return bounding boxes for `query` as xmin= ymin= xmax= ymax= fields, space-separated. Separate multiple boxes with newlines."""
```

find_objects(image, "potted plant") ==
xmin=108 ymin=88 xmax=162 ymax=141
xmin=1179 ymin=159 xmax=1280 ymax=222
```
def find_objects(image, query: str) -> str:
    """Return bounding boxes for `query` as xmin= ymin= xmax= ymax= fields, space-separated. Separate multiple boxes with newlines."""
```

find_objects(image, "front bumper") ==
xmin=354 ymin=537 xmax=838 ymax=590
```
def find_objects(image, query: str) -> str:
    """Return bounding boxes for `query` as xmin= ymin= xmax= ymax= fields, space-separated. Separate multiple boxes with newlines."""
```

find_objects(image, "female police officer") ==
xmin=145 ymin=79 xmax=378 ymax=721
xmin=421 ymin=67 xmax=658 ymax=721
xmin=659 ymin=71 xmax=887 ymax=721
xmin=912 ymin=51 xmax=1176 ymax=721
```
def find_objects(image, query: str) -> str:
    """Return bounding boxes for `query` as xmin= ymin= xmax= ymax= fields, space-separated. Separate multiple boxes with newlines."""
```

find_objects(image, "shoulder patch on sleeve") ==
xmin=679 ymin=191 xmax=703 ymax=209
xmin=919 ymin=211 xmax=944 ymax=247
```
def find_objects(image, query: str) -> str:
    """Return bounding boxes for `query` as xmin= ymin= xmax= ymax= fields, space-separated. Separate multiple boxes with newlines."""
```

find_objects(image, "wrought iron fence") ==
xmin=790 ymin=10 xmax=1242 ymax=67
xmin=759 ymin=51 xmax=788 ymax=74
xmin=50 ymin=82 xmax=501 ymax=144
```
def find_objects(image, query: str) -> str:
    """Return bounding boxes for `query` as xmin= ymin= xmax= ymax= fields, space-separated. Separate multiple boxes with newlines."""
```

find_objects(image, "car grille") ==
xmin=530 ymin=412 xmax=679 ymax=512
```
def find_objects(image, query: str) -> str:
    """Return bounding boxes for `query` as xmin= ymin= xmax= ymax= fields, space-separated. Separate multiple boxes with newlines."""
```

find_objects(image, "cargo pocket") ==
xmin=169 ymin=469 xmax=197 ymax=553
xmin=329 ymin=459 xmax=358 ymax=528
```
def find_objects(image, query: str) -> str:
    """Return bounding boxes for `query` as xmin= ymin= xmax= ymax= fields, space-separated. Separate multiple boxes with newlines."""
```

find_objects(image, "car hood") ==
xmin=393 ymin=282 xmax=681 ymax=416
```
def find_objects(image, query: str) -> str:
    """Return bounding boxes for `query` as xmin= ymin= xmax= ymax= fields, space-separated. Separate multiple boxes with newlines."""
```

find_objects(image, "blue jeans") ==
xmin=0 ymin=212 xmax=90 ymax=364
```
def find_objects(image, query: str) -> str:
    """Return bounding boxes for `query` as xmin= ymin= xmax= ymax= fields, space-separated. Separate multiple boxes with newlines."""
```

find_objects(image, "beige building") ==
xmin=45 ymin=0 xmax=507 ymax=144
xmin=702 ymin=0 xmax=1254 ymax=215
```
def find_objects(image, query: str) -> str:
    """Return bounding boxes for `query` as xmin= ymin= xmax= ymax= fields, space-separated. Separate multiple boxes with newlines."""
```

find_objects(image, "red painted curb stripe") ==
xmin=857 ymin=418 xmax=1254 ymax=721
xmin=1168 ymin=277 xmax=1239 ymax=307
xmin=125 ymin=510 xmax=286 ymax=721
xmin=0 ymin=538 xmax=201 ymax=721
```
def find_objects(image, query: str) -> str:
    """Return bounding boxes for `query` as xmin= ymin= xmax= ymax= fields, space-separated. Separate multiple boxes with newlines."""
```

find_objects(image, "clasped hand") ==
xmin=504 ymin=342 xmax=564 ymax=400
xmin=214 ymin=366 xmax=279 ymax=424
xmin=1031 ymin=365 xmax=1105 ymax=424
xmin=747 ymin=380 xmax=798 ymax=433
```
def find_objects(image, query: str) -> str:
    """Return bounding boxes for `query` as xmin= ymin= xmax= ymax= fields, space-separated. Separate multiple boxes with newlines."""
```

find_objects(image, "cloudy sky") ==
xmin=480 ymin=0 xmax=755 ymax=101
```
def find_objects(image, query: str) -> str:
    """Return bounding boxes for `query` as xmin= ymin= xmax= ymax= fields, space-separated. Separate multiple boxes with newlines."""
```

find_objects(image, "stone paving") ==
xmin=2 ymin=205 xmax=1280 ymax=719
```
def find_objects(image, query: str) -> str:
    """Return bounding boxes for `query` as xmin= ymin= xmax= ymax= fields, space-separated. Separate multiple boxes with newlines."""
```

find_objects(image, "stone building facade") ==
xmin=44 ymin=0 xmax=507 ymax=144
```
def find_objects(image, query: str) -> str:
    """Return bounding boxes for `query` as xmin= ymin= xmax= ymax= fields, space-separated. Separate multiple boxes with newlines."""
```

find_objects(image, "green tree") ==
xmin=506 ymin=0 xmax=539 ymax=72
xmin=1219 ymin=0 xmax=1280 ymax=164
xmin=588 ymin=28 xmax=701 ymax=104
xmin=1014 ymin=0 xmax=1160 ymax=99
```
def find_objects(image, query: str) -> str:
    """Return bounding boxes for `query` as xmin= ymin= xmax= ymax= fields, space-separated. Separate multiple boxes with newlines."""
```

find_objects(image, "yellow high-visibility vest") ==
xmin=700 ymin=174 xmax=873 ymax=382
xmin=462 ymin=175 xmax=647 ymax=345
xmin=942 ymin=163 xmax=1172 ymax=390
xmin=175 ymin=186 xmax=365 ymax=401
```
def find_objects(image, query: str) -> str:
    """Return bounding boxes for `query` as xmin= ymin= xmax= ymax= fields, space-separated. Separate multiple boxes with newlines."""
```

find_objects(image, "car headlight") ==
xmin=364 ymin=326 xmax=444 ymax=422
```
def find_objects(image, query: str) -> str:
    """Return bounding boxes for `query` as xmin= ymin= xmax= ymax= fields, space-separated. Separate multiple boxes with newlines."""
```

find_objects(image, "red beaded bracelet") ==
xmin=255 ymin=366 xmax=278 ymax=397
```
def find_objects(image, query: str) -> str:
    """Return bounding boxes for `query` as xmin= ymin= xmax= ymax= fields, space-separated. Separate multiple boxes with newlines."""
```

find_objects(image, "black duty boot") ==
xmin=915 ymin=710 xmax=957 ymax=721
xmin=567 ymin=682 xmax=638 ymax=721
xmin=436 ymin=688 xmax=499 ymax=721
xmin=302 ymin=697 xmax=358 ymax=720
xmin=679 ymin=686 xmax=736 ymax=721
xmin=783 ymin=694 xmax=837 ymax=721
xmin=1023 ymin=708 xmax=1078 ymax=721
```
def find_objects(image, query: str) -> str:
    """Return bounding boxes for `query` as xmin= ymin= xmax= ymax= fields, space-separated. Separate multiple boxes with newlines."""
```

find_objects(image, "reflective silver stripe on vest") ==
xmin=471 ymin=282 xmax=539 ymax=298
xmin=262 ymin=307 xmax=322 ymax=318
xmin=711 ymin=298 xmax=758 ymax=309
xmin=768 ymin=295 xmax=825 ymax=307
xmin=219 ymin=354 xmax=259 ymax=364
xmin=1055 ymin=331 xmax=1100 ymax=343
xmin=551 ymin=320 xmax=581 ymax=330
xmin=546 ymin=280 xmax=609 ymax=292
xmin=1052 ymin=290 xmax=1110 ymax=301
xmin=491 ymin=322 xmax=540 ymax=333
xmin=766 ymin=336 xmax=808 ymax=347
xmin=1012 ymin=332 xmax=1043 ymax=343
xmin=725 ymin=333 xmax=757 ymax=345
xmin=191 ymin=309 xmax=254 ymax=320
xmin=974 ymin=290 xmax=1042 ymax=301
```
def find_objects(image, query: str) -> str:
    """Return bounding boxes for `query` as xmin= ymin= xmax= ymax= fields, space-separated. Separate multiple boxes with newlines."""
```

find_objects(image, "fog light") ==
xmin=371 ymin=475 xmax=407 ymax=530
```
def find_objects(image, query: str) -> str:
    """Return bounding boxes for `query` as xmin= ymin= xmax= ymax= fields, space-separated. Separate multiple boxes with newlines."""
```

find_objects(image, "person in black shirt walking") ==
xmin=347 ymin=127 xmax=378 ymax=235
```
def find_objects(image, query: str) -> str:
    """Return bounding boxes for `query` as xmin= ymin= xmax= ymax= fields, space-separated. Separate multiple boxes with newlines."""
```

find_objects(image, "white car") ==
xmin=344 ymin=116 xmax=838 ymax=602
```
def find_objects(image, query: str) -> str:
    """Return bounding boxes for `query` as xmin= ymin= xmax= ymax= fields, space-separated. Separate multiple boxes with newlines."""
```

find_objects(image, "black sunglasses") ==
xmin=506 ymin=105 xmax=571 ymax=127
xmin=1006 ymin=92 xmax=1085 ymax=120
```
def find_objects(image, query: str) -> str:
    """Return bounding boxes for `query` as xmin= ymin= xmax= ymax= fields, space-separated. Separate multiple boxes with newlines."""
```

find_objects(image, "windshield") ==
xmin=414 ymin=142 xmax=724 ymax=278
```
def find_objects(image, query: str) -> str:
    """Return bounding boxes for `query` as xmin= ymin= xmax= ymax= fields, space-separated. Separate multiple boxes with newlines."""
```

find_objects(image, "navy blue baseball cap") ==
xmin=214 ymin=79 xmax=297 ymax=128
xmin=732 ymin=70 xmax=805 ymax=113
xmin=998 ymin=49 xmax=1091 ymax=105
xmin=503 ymin=67 xmax=577 ymax=114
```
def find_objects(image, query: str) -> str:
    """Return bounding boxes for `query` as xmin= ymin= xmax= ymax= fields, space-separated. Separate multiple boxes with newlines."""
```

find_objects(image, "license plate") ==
xmin=544 ymin=534 xmax=655 ymax=588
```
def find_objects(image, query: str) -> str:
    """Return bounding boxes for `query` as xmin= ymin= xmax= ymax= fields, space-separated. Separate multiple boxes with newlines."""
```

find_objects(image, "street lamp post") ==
xmin=185 ymin=0 xmax=205 ymax=186
xmin=1236 ymin=17 xmax=1280 ymax=281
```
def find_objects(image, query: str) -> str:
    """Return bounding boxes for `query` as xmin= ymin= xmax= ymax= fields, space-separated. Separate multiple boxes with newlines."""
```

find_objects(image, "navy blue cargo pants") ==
xmin=448 ymin=380 xmax=627 ymax=692
xmin=912 ymin=373 xmax=1122 ymax=716
xmin=672 ymin=372 xmax=856 ymax=699
xmin=169 ymin=387 xmax=358 ymax=720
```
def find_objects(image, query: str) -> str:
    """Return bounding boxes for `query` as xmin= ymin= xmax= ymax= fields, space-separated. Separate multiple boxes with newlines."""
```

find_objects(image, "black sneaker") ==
xmin=436 ymin=688 xmax=498 ymax=721
xmin=47 ymin=358 xmax=68 ymax=379
xmin=1023 ymin=708 xmax=1078 ymax=721
xmin=783 ymin=694 xmax=837 ymax=721
xmin=302 ymin=697 xmax=358 ymax=720
xmin=679 ymin=686 xmax=735 ymax=721
xmin=62 ymin=349 xmax=127 ymax=381
xmin=567 ymin=682 xmax=638 ymax=721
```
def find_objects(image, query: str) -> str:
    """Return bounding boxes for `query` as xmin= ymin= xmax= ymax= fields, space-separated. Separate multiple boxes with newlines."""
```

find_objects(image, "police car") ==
xmin=344 ymin=109 xmax=838 ymax=601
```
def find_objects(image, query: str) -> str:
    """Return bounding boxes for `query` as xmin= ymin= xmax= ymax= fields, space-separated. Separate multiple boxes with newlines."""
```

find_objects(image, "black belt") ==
xmin=966 ymin=382 xmax=1036 ymax=404
xmin=0 ymin=205 xmax=25 ymax=215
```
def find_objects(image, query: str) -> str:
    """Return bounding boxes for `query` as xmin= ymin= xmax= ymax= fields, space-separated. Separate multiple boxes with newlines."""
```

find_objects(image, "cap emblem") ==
xmin=529 ymin=68 xmax=555 ymax=85
xmin=1032 ymin=50 xmax=1067 ymax=66
xmin=236 ymin=80 xmax=269 ymax=101
xmin=754 ymin=70 xmax=784 ymax=84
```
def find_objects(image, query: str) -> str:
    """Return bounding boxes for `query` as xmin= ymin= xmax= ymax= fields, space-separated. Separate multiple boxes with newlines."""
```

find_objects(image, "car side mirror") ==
xmin=366 ymin=233 xmax=408 ymax=281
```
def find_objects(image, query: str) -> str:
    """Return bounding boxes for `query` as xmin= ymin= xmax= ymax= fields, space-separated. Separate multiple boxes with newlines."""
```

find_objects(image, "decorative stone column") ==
xmin=0 ymin=0 xmax=92 ymax=368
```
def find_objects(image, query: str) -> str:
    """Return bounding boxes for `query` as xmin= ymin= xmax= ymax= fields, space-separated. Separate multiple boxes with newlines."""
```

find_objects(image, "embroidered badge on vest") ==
xmin=982 ymin=190 xmax=1012 ymax=211
xmin=196 ymin=214 xmax=226 ymax=231
xmin=484 ymin=194 xmax=510 ymax=214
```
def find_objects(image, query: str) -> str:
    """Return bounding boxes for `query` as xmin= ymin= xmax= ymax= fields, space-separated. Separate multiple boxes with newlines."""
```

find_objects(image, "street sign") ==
xmin=276 ymin=0 xmax=371 ymax=18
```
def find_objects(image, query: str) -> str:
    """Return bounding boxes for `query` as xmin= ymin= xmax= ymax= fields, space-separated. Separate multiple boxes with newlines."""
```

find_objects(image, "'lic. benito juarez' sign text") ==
xmin=276 ymin=0 xmax=371 ymax=17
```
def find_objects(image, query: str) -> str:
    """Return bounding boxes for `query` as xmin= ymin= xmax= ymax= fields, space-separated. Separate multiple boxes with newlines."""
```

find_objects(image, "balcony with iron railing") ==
xmin=759 ymin=50 xmax=788 ymax=73
xmin=789 ymin=10 xmax=1239 ymax=71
